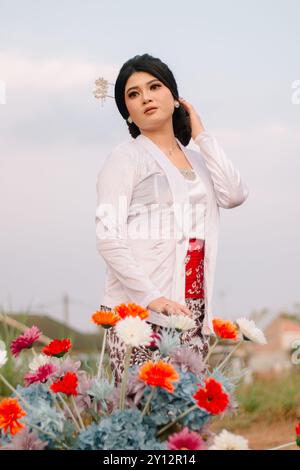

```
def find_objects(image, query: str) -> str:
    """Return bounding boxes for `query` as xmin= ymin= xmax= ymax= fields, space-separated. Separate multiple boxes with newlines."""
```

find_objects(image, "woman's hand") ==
xmin=178 ymin=97 xmax=206 ymax=141
xmin=147 ymin=296 xmax=193 ymax=317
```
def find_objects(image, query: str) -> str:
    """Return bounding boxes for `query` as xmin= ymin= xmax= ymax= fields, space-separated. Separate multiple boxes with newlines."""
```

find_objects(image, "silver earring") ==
xmin=127 ymin=116 xmax=133 ymax=124
xmin=174 ymin=101 xmax=180 ymax=108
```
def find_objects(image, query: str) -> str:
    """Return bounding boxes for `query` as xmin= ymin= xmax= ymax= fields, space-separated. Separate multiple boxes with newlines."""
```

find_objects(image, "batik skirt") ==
xmin=100 ymin=238 xmax=210 ymax=385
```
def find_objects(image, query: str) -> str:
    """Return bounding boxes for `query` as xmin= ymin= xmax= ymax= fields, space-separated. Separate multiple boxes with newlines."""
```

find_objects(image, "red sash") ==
xmin=185 ymin=238 xmax=205 ymax=299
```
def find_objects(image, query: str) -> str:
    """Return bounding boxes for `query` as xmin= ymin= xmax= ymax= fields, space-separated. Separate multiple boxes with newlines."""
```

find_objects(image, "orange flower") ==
xmin=0 ymin=398 xmax=27 ymax=435
xmin=91 ymin=310 xmax=121 ymax=328
xmin=114 ymin=303 xmax=149 ymax=320
xmin=213 ymin=318 xmax=238 ymax=340
xmin=139 ymin=360 xmax=180 ymax=393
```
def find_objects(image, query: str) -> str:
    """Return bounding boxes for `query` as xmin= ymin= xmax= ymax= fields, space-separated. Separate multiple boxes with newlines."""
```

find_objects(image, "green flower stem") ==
xmin=156 ymin=403 xmax=198 ymax=437
xmin=24 ymin=419 xmax=70 ymax=449
xmin=71 ymin=395 xmax=86 ymax=431
xmin=93 ymin=396 xmax=98 ymax=414
xmin=203 ymin=337 xmax=219 ymax=365
xmin=56 ymin=393 xmax=81 ymax=433
xmin=0 ymin=373 xmax=32 ymax=410
xmin=26 ymin=420 xmax=55 ymax=438
xmin=267 ymin=441 xmax=296 ymax=450
xmin=31 ymin=347 xmax=37 ymax=357
xmin=119 ymin=345 xmax=133 ymax=411
xmin=141 ymin=387 xmax=156 ymax=417
xmin=47 ymin=376 xmax=73 ymax=421
xmin=97 ymin=328 xmax=108 ymax=381
xmin=48 ymin=388 xmax=66 ymax=416
xmin=216 ymin=339 xmax=243 ymax=371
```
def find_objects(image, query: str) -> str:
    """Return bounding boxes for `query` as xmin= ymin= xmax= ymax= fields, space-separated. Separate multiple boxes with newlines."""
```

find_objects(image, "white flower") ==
xmin=115 ymin=316 xmax=153 ymax=347
xmin=165 ymin=314 xmax=196 ymax=331
xmin=209 ymin=429 xmax=249 ymax=450
xmin=28 ymin=354 xmax=59 ymax=371
xmin=0 ymin=341 xmax=8 ymax=368
xmin=236 ymin=317 xmax=267 ymax=344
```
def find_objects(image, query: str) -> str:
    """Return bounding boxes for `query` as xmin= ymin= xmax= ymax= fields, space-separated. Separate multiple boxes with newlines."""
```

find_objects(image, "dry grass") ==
xmin=210 ymin=369 xmax=300 ymax=450
xmin=211 ymin=418 xmax=299 ymax=450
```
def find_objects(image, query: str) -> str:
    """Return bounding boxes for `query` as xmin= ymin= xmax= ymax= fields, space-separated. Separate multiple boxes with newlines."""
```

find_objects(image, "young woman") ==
xmin=95 ymin=53 xmax=249 ymax=385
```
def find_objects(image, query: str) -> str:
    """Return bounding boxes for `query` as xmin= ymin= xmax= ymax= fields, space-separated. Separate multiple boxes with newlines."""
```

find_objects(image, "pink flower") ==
xmin=10 ymin=326 xmax=42 ymax=357
xmin=24 ymin=363 xmax=57 ymax=386
xmin=146 ymin=331 xmax=161 ymax=350
xmin=0 ymin=428 xmax=48 ymax=450
xmin=55 ymin=357 xmax=81 ymax=376
xmin=73 ymin=371 xmax=93 ymax=412
xmin=167 ymin=427 xmax=205 ymax=450
xmin=170 ymin=346 xmax=207 ymax=376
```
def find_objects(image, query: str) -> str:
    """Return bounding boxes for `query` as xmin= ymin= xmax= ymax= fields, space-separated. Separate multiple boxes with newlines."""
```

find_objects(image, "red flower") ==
xmin=0 ymin=398 xmax=27 ymax=435
xmin=50 ymin=371 xmax=78 ymax=396
xmin=167 ymin=427 xmax=205 ymax=450
xmin=193 ymin=377 xmax=229 ymax=415
xmin=43 ymin=339 xmax=72 ymax=358
xmin=24 ymin=363 xmax=57 ymax=386
xmin=10 ymin=326 xmax=42 ymax=357
xmin=114 ymin=303 xmax=149 ymax=320
xmin=295 ymin=422 xmax=300 ymax=447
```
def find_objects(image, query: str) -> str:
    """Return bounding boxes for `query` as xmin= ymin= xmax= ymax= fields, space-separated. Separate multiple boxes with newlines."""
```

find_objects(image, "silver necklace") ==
xmin=178 ymin=167 xmax=197 ymax=181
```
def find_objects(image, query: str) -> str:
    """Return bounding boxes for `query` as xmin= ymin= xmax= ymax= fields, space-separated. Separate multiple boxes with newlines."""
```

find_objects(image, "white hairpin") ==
xmin=93 ymin=77 xmax=114 ymax=107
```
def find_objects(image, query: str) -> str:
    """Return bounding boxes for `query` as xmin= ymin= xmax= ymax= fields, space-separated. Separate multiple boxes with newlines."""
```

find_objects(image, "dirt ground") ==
xmin=211 ymin=419 xmax=299 ymax=450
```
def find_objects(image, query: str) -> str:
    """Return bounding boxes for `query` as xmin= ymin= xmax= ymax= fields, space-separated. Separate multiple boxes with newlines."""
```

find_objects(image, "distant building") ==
xmin=243 ymin=314 xmax=300 ymax=374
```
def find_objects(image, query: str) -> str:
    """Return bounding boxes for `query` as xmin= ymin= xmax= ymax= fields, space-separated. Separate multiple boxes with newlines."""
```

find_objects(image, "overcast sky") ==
xmin=0 ymin=0 xmax=299 ymax=333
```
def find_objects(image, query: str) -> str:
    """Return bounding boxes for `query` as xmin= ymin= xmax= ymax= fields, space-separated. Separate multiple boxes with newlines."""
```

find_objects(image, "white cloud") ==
xmin=0 ymin=51 xmax=117 ymax=92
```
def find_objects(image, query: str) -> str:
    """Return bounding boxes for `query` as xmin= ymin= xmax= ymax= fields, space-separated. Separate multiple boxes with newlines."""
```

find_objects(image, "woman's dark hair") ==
xmin=114 ymin=53 xmax=191 ymax=146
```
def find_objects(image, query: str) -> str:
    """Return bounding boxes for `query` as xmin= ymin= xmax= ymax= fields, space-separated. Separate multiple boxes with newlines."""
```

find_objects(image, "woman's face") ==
xmin=124 ymin=71 xmax=175 ymax=132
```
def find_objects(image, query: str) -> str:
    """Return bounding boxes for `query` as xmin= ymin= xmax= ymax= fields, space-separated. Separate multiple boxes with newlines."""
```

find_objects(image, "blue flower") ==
xmin=14 ymin=383 xmax=54 ymax=409
xmin=77 ymin=409 xmax=166 ymax=450
xmin=142 ymin=370 xmax=211 ymax=431
xmin=24 ymin=398 xmax=66 ymax=448
xmin=12 ymin=384 xmax=70 ymax=449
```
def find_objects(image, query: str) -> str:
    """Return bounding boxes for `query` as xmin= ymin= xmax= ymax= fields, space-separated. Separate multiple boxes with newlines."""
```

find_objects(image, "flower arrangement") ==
xmin=0 ymin=305 xmax=298 ymax=451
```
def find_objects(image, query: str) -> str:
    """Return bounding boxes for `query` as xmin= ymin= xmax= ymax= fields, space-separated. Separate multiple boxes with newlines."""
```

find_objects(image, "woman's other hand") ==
xmin=178 ymin=97 xmax=206 ymax=141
